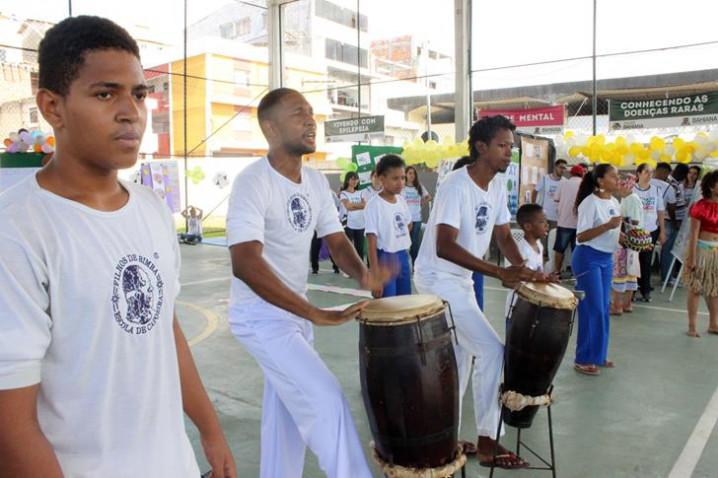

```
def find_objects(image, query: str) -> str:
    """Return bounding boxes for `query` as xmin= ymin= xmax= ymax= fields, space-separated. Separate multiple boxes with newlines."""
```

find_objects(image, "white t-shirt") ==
xmin=227 ymin=158 xmax=343 ymax=308
xmin=339 ymin=189 xmax=365 ymax=229
xmin=554 ymin=176 xmax=582 ymax=229
xmin=633 ymin=183 xmax=665 ymax=232
xmin=621 ymin=193 xmax=645 ymax=229
xmin=188 ymin=216 xmax=202 ymax=236
xmin=365 ymin=194 xmax=412 ymax=253
xmin=505 ymin=238 xmax=544 ymax=317
xmin=401 ymin=185 xmax=429 ymax=222
xmin=415 ymin=167 xmax=511 ymax=282
xmin=0 ymin=176 xmax=199 ymax=477
xmin=535 ymin=174 xmax=564 ymax=221
xmin=651 ymin=178 xmax=676 ymax=205
xmin=576 ymin=194 xmax=621 ymax=253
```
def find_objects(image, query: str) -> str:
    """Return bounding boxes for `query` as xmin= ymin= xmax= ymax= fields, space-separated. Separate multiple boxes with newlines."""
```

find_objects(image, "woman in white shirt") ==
xmin=339 ymin=171 xmax=366 ymax=260
xmin=572 ymin=164 xmax=623 ymax=376
xmin=401 ymin=166 xmax=432 ymax=264
xmin=633 ymin=163 xmax=666 ymax=302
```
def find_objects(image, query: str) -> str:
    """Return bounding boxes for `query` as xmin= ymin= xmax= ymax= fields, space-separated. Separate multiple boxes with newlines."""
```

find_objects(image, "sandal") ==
xmin=574 ymin=363 xmax=600 ymax=375
xmin=479 ymin=451 xmax=529 ymax=469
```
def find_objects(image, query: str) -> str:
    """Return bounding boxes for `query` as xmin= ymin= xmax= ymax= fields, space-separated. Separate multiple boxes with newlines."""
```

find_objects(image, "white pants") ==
xmin=415 ymin=275 xmax=504 ymax=438
xmin=229 ymin=300 xmax=372 ymax=478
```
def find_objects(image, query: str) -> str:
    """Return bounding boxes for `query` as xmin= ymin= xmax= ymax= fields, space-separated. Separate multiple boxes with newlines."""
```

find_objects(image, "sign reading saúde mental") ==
xmin=478 ymin=106 xmax=565 ymax=135
xmin=325 ymin=115 xmax=384 ymax=143
xmin=609 ymin=93 xmax=718 ymax=129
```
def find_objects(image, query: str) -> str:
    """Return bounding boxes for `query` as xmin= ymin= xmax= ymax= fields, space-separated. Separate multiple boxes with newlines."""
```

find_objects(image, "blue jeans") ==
xmin=572 ymin=245 xmax=613 ymax=366
xmin=409 ymin=221 xmax=423 ymax=264
xmin=378 ymin=249 xmax=412 ymax=297
xmin=472 ymin=272 xmax=484 ymax=311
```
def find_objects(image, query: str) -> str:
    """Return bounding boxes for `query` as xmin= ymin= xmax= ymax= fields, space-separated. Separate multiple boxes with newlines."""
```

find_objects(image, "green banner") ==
xmin=351 ymin=145 xmax=403 ymax=189
xmin=609 ymin=92 xmax=718 ymax=129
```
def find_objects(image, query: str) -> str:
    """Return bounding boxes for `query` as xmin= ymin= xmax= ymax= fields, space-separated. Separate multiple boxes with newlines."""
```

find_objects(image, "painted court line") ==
xmin=668 ymin=385 xmax=718 ymax=478
xmin=177 ymin=300 xmax=219 ymax=346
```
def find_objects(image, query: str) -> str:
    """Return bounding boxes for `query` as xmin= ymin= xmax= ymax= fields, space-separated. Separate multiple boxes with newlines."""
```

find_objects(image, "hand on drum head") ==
xmin=498 ymin=265 xmax=551 ymax=289
xmin=309 ymin=300 xmax=370 ymax=326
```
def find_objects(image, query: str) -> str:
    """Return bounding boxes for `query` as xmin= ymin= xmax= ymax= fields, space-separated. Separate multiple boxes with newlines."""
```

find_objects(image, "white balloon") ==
xmin=651 ymin=150 xmax=661 ymax=160
xmin=664 ymin=145 xmax=675 ymax=156
xmin=709 ymin=129 xmax=718 ymax=141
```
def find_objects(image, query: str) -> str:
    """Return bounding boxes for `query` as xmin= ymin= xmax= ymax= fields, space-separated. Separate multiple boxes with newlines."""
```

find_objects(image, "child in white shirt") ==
xmin=365 ymin=154 xmax=413 ymax=297
xmin=505 ymin=204 xmax=550 ymax=321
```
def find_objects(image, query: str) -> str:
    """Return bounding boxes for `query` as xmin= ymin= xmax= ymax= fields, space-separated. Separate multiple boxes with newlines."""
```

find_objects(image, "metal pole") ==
xmin=183 ymin=0 xmax=189 ymax=226
xmin=425 ymin=41 xmax=432 ymax=140
xmin=592 ymin=0 xmax=597 ymax=135
xmin=68 ymin=0 xmax=72 ymax=16
xmin=356 ymin=0 xmax=361 ymax=119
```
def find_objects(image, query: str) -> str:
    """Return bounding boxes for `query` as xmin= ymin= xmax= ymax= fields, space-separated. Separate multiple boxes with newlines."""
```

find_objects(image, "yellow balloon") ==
xmin=649 ymin=136 xmax=665 ymax=152
xmin=568 ymin=146 xmax=581 ymax=158
xmin=711 ymin=150 xmax=718 ymax=158
xmin=673 ymin=138 xmax=686 ymax=150
xmin=615 ymin=136 xmax=627 ymax=147
xmin=564 ymin=131 xmax=575 ymax=140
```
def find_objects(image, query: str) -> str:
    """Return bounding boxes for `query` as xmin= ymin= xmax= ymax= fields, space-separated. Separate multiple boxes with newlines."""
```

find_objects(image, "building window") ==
xmin=316 ymin=0 xmax=368 ymax=32
xmin=29 ymin=107 xmax=38 ymax=124
xmin=0 ymin=49 xmax=6 ymax=63
xmin=219 ymin=22 xmax=235 ymax=39
xmin=234 ymin=69 xmax=250 ymax=87
xmin=237 ymin=18 xmax=251 ymax=36
xmin=325 ymin=39 xmax=368 ymax=68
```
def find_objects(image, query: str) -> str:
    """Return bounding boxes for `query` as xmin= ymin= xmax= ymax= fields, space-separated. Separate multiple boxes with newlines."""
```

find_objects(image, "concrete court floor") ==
xmin=176 ymin=243 xmax=718 ymax=478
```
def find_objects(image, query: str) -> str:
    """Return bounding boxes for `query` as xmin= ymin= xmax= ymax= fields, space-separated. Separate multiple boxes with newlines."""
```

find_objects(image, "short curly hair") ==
xmin=468 ymin=115 xmax=516 ymax=160
xmin=38 ymin=16 xmax=140 ymax=96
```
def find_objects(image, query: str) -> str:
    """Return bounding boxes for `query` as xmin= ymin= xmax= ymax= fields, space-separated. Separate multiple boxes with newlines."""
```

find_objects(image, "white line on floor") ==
xmin=181 ymin=277 xmax=230 ymax=287
xmin=176 ymin=300 xmax=219 ymax=346
xmin=667 ymin=385 xmax=718 ymax=478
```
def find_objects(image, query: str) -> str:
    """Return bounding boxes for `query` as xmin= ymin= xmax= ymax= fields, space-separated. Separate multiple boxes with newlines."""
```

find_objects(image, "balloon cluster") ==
xmin=3 ymin=130 xmax=55 ymax=154
xmin=336 ymin=157 xmax=358 ymax=181
xmin=555 ymin=130 xmax=718 ymax=168
xmin=401 ymin=136 xmax=469 ymax=169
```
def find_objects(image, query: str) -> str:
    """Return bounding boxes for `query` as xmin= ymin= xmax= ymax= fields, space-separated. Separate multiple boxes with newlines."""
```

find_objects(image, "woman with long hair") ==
xmin=632 ymin=163 xmax=667 ymax=302
xmin=684 ymin=170 xmax=718 ymax=337
xmin=682 ymin=165 xmax=702 ymax=206
xmin=402 ymin=166 xmax=432 ymax=263
xmin=339 ymin=171 xmax=366 ymax=259
xmin=572 ymin=163 xmax=623 ymax=375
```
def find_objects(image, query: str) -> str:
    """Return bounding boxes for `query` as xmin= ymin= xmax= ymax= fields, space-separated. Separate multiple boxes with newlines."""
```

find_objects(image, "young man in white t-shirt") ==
xmin=414 ymin=115 xmax=548 ymax=469
xmin=227 ymin=88 xmax=392 ymax=478
xmin=0 ymin=16 xmax=235 ymax=477
xmin=532 ymin=158 xmax=567 ymax=228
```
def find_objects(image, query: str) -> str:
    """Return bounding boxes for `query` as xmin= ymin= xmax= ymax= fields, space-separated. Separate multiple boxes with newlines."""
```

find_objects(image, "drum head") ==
xmin=517 ymin=282 xmax=577 ymax=310
xmin=358 ymin=294 xmax=445 ymax=325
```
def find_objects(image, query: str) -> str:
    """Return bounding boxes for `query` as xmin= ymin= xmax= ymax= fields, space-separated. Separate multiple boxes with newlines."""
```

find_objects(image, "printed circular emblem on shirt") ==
xmin=394 ymin=212 xmax=408 ymax=237
xmin=111 ymin=254 xmax=165 ymax=335
xmin=474 ymin=202 xmax=492 ymax=234
xmin=286 ymin=193 xmax=313 ymax=232
xmin=609 ymin=208 xmax=617 ymax=215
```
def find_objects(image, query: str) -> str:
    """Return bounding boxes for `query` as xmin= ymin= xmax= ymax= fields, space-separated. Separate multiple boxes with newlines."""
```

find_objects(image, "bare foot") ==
xmin=707 ymin=329 xmax=718 ymax=335
xmin=687 ymin=330 xmax=700 ymax=338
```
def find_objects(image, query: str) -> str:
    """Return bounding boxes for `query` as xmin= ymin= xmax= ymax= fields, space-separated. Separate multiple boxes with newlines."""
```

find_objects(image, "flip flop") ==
xmin=479 ymin=452 xmax=529 ymax=469
xmin=574 ymin=363 xmax=600 ymax=375
xmin=600 ymin=360 xmax=615 ymax=368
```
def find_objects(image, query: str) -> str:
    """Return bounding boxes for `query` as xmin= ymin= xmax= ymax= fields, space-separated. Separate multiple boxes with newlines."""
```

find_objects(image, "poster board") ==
xmin=140 ymin=160 xmax=181 ymax=213
xmin=351 ymin=145 xmax=403 ymax=189
xmin=518 ymin=134 xmax=552 ymax=206
xmin=0 ymin=153 xmax=44 ymax=192
xmin=671 ymin=162 xmax=717 ymax=263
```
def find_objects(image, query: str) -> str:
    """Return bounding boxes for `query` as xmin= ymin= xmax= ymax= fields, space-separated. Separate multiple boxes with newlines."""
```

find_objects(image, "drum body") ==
xmin=358 ymin=295 xmax=459 ymax=468
xmin=503 ymin=283 xmax=577 ymax=428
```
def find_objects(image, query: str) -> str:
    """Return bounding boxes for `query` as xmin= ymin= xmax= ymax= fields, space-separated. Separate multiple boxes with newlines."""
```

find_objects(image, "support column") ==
xmin=454 ymin=0 xmax=472 ymax=141
xmin=268 ymin=0 xmax=282 ymax=89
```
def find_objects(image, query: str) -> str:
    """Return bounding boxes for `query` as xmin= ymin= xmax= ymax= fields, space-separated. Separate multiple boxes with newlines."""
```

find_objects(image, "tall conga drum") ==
xmin=358 ymin=295 xmax=459 ymax=468
xmin=503 ymin=282 xmax=577 ymax=428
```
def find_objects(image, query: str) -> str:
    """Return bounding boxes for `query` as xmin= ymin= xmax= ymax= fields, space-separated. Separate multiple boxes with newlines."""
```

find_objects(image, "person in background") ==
xmin=633 ymin=163 xmax=666 ymax=302
xmin=402 ymin=165 xmax=432 ymax=264
xmin=552 ymin=164 xmax=585 ymax=275
xmin=180 ymin=205 xmax=204 ymax=244
xmin=661 ymin=163 xmax=688 ymax=284
xmin=363 ymin=168 xmax=382 ymax=200
xmin=684 ymin=170 xmax=718 ymax=338
xmin=339 ymin=171 xmax=366 ymax=260
xmin=366 ymin=155 xmax=413 ymax=297
xmin=572 ymin=164 xmax=622 ymax=375
xmin=682 ymin=165 xmax=702 ymax=206
xmin=504 ymin=204 xmax=550 ymax=322
xmin=611 ymin=174 xmax=642 ymax=315
xmin=532 ymin=158 xmax=567 ymax=230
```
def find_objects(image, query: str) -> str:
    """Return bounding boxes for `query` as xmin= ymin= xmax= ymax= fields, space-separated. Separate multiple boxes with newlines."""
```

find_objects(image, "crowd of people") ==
xmin=2 ymin=14 xmax=718 ymax=478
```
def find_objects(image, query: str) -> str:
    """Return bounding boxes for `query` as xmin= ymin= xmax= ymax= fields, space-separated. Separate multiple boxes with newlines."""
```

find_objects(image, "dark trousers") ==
xmin=345 ymin=227 xmax=365 ymax=261
xmin=310 ymin=232 xmax=337 ymax=272
xmin=638 ymin=229 xmax=660 ymax=298
xmin=409 ymin=221 xmax=422 ymax=264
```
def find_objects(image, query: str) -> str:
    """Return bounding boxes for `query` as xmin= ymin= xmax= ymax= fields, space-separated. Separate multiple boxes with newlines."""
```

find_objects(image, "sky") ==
xmin=2 ymin=0 xmax=717 ymax=89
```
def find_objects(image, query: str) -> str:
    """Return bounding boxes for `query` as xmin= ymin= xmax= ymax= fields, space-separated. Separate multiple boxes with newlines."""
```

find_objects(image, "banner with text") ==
xmin=609 ymin=93 xmax=718 ymax=129
xmin=326 ymin=115 xmax=385 ymax=143
xmin=478 ymin=106 xmax=565 ymax=135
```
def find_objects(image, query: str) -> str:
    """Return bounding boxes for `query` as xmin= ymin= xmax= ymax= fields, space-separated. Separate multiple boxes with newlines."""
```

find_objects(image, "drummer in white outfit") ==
xmin=227 ymin=88 xmax=392 ymax=478
xmin=414 ymin=115 xmax=548 ymax=469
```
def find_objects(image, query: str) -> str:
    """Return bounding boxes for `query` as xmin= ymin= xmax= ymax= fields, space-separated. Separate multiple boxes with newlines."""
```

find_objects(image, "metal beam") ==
xmin=267 ymin=0 xmax=282 ymax=89
xmin=454 ymin=0 xmax=472 ymax=141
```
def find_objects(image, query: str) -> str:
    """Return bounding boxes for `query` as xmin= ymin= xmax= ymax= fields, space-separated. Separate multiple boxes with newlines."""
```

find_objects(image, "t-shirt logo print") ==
xmin=286 ymin=193 xmax=313 ymax=232
xmin=394 ymin=212 xmax=408 ymax=238
xmin=111 ymin=254 xmax=165 ymax=335
xmin=475 ymin=202 xmax=492 ymax=234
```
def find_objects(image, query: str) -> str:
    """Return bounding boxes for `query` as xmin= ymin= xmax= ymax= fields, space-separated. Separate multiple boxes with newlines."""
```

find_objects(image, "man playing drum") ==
xmin=414 ymin=115 xmax=548 ymax=469
xmin=226 ymin=88 xmax=392 ymax=478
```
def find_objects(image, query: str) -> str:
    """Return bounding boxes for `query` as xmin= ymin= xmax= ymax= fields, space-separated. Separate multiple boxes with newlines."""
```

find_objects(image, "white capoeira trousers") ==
xmin=415 ymin=275 xmax=504 ymax=439
xmin=230 ymin=300 xmax=372 ymax=478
